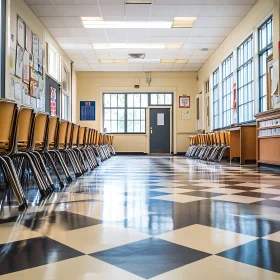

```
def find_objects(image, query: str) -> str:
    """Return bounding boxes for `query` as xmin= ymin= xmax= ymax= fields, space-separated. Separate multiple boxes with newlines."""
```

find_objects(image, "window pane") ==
xmin=127 ymin=94 xmax=133 ymax=107
xmin=151 ymin=94 xmax=157 ymax=104
xmin=134 ymin=109 xmax=141 ymax=120
xmin=158 ymin=94 xmax=165 ymax=105
xmin=111 ymin=94 xmax=118 ymax=107
xmin=104 ymin=94 xmax=111 ymax=107
xmin=104 ymin=109 xmax=111 ymax=120
xmin=104 ymin=121 xmax=111 ymax=132
xmin=141 ymin=121 xmax=145 ymax=133
xmin=165 ymin=94 xmax=172 ymax=105
xmin=127 ymin=109 xmax=134 ymax=120
xmin=111 ymin=109 xmax=118 ymax=120
xmin=141 ymin=94 xmax=148 ymax=107
xmin=118 ymin=109 xmax=125 ymax=121
xmin=111 ymin=121 xmax=117 ymax=133
xmin=141 ymin=109 xmax=145 ymax=120
xmin=134 ymin=94 xmax=141 ymax=107
xmin=118 ymin=94 xmax=125 ymax=107
xmin=118 ymin=121 xmax=125 ymax=133
xmin=134 ymin=121 xmax=140 ymax=132
xmin=127 ymin=121 xmax=133 ymax=132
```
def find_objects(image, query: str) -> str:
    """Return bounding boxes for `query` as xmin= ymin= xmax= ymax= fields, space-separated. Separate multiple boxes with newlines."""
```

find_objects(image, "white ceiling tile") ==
xmin=153 ymin=0 xmax=207 ymax=3
xmin=25 ymin=0 xmax=51 ymax=4
xmin=65 ymin=49 xmax=82 ymax=55
xmin=30 ymin=5 xmax=58 ymax=16
xmin=221 ymin=5 xmax=253 ymax=17
xmin=184 ymin=36 xmax=226 ymax=44
xmin=125 ymin=16 xmax=150 ymax=21
xmin=212 ymin=16 xmax=243 ymax=28
xmin=39 ymin=17 xmax=65 ymax=28
xmin=54 ymin=5 xmax=101 ymax=17
xmin=95 ymin=49 xmax=111 ymax=55
xmin=199 ymin=5 xmax=224 ymax=16
xmin=48 ymin=28 xmax=71 ymax=37
xmin=150 ymin=5 xmax=178 ymax=18
xmin=72 ymin=59 xmax=87 ymax=64
xmin=148 ymin=28 xmax=190 ymax=37
xmin=188 ymin=58 xmax=207 ymax=63
xmin=68 ymin=28 xmax=89 ymax=37
xmin=61 ymin=17 xmax=84 ymax=28
xmin=185 ymin=63 xmax=204 ymax=68
xmin=175 ymin=5 xmax=203 ymax=17
xmin=147 ymin=37 xmax=185 ymax=43
xmin=68 ymin=54 xmax=84 ymax=60
xmin=96 ymin=54 xmax=113 ymax=59
xmin=60 ymin=43 xmax=78 ymax=49
xmin=77 ymin=44 xmax=93 ymax=50
xmin=100 ymin=5 xmax=125 ymax=17
xmin=226 ymin=0 xmax=257 ymax=4
xmin=125 ymin=4 xmax=152 ymax=17
xmin=189 ymin=27 xmax=233 ymax=37
xmin=102 ymin=16 xmax=126 ymax=21
xmin=126 ymin=29 xmax=148 ymax=37
xmin=126 ymin=36 xmax=148 ymax=43
xmin=192 ymin=17 xmax=215 ymax=28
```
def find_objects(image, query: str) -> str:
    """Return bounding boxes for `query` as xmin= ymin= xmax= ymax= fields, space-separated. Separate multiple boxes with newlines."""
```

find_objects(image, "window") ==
xmin=151 ymin=93 xmax=172 ymax=105
xmin=213 ymin=69 xmax=219 ymax=129
xmin=237 ymin=36 xmax=254 ymax=123
xmin=48 ymin=44 xmax=60 ymax=81
xmin=103 ymin=93 xmax=173 ymax=133
xmin=222 ymin=54 xmax=233 ymax=127
xmin=61 ymin=65 xmax=69 ymax=120
xmin=0 ymin=0 xmax=5 ymax=97
xmin=205 ymin=80 xmax=210 ymax=127
xmin=259 ymin=17 xmax=273 ymax=112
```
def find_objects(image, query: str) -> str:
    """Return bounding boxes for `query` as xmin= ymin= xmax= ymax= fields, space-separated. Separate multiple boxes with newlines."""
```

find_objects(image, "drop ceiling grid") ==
xmin=25 ymin=0 xmax=257 ymax=71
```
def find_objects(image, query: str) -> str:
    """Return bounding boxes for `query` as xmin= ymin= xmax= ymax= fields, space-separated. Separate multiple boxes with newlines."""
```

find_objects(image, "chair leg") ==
xmin=61 ymin=150 xmax=82 ymax=177
xmin=12 ymin=153 xmax=49 ymax=197
xmin=51 ymin=151 xmax=73 ymax=183
xmin=0 ymin=156 xmax=27 ymax=210
xmin=82 ymin=149 xmax=95 ymax=171
xmin=44 ymin=152 xmax=65 ymax=189
xmin=30 ymin=151 xmax=55 ymax=191
xmin=74 ymin=148 xmax=88 ymax=173
xmin=217 ymin=146 xmax=229 ymax=162
xmin=68 ymin=149 xmax=84 ymax=176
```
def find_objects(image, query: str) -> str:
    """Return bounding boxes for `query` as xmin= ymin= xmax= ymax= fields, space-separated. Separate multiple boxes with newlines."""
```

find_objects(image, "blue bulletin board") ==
xmin=80 ymin=101 xmax=95 ymax=121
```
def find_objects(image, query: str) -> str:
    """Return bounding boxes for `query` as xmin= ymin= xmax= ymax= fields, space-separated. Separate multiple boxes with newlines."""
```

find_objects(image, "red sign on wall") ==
xmin=50 ymin=86 xmax=56 ymax=116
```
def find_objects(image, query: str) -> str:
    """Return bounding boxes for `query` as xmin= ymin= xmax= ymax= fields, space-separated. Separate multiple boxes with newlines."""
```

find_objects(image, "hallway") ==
xmin=0 ymin=156 xmax=279 ymax=279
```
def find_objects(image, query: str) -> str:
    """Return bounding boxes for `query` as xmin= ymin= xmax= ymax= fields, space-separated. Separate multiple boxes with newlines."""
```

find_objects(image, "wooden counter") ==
xmin=255 ymin=108 xmax=280 ymax=166
xmin=226 ymin=125 xmax=256 ymax=165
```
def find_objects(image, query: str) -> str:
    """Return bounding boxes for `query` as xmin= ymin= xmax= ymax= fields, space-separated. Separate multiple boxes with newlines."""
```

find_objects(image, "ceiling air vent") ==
xmin=129 ymin=53 xmax=145 ymax=59
xmin=201 ymin=48 xmax=209 ymax=52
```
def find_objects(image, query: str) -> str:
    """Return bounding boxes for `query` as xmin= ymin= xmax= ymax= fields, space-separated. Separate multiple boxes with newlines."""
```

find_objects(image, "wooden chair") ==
xmin=217 ymin=131 xmax=230 ymax=162
xmin=72 ymin=125 xmax=87 ymax=173
xmin=208 ymin=131 xmax=221 ymax=161
xmin=0 ymin=99 xmax=27 ymax=210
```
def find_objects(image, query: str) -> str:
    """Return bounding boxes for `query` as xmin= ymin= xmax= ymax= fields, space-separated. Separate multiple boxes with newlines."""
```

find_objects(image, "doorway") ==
xmin=150 ymin=108 xmax=171 ymax=154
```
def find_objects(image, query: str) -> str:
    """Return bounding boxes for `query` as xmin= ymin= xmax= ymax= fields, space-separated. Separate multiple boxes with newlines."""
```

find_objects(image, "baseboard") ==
xmin=259 ymin=163 xmax=280 ymax=171
xmin=175 ymin=152 xmax=186 ymax=156
xmin=116 ymin=152 xmax=148 ymax=155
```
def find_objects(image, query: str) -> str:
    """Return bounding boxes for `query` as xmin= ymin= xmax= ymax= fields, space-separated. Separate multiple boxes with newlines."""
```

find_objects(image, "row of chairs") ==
xmin=185 ymin=130 xmax=230 ymax=162
xmin=0 ymin=99 xmax=116 ymax=211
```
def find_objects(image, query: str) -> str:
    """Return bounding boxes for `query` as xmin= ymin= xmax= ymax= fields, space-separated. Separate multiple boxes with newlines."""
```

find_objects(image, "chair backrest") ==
xmin=225 ymin=131 xmax=230 ymax=146
xmin=47 ymin=116 xmax=59 ymax=150
xmin=32 ymin=112 xmax=49 ymax=152
xmin=214 ymin=131 xmax=220 ymax=145
xmin=66 ymin=122 xmax=73 ymax=148
xmin=16 ymin=106 xmax=34 ymax=152
xmin=72 ymin=124 xmax=79 ymax=147
xmin=219 ymin=131 xmax=226 ymax=146
xmin=59 ymin=120 xmax=69 ymax=149
xmin=0 ymin=99 xmax=18 ymax=155
xmin=84 ymin=127 xmax=91 ymax=146
xmin=78 ymin=127 xmax=85 ymax=148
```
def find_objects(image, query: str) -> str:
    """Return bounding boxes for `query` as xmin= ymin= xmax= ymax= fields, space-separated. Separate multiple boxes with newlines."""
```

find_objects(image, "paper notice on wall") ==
xmin=15 ymin=81 xmax=22 ymax=101
xmin=182 ymin=109 xmax=191 ymax=120
xmin=30 ymin=97 xmax=37 ymax=108
xmin=9 ymin=48 xmax=16 ymax=75
xmin=22 ymin=84 xmax=30 ymax=105
xmin=9 ymin=78 xmax=15 ymax=99
xmin=17 ymin=17 xmax=25 ymax=48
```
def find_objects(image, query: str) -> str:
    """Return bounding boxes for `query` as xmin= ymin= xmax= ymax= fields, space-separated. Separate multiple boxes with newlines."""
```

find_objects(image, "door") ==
xmin=150 ymin=108 xmax=170 ymax=153
xmin=45 ymin=74 xmax=60 ymax=116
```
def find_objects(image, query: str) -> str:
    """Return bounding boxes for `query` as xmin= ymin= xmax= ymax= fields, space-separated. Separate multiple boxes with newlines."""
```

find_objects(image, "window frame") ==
xmin=222 ymin=53 xmax=234 ymax=128
xmin=103 ymin=92 xmax=173 ymax=134
xmin=258 ymin=16 xmax=273 ymax=112
xmin=47 ymin=44 xmax=60 ymax=81
xmin=237 ymin=35 xmax=254 ymax=124
xmin=212 ymin=68 xmax=220 ymax=130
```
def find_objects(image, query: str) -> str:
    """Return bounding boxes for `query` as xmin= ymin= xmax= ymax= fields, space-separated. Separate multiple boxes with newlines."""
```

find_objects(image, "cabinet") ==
xmin=255 ymin=108 xmax=280 ymax=166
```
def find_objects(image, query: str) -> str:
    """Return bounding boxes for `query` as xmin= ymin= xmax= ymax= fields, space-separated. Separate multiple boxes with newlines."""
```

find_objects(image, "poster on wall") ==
xmin=38 ymin=39 xmax=43 ymax=75
xmin=80 ymin=101 xmax=96 ymax=121
xmin=23 ymin=51 xmax=30 ymax=84
xmin=30 ymin=68 xmax=39 ymax=98
xmin=15 ymin=45 xmax=24 ymax=79
xmin=17 ymin=17 xmax=25 ymax=48
xmin=9 ymin=48 xmax=16 ymax=75
xmin=26 ymin=25 xmax=32 ymax=54
xmin=179 ymin=96 xmax=190 ymax=108
xmin=15 ymin=81 xmax=22 ymax=101
xmin=50 ymin=86 xmax=57 ymax=116
xmin=9 ymin=78 xmax=15 ymax=98
xmin=182 ymin=109 xmax=191 ymax=120
xmin=32 ymin=34 xmax=39 ymax=71
xmin=22 ymin=84 xmax=30 ymax=105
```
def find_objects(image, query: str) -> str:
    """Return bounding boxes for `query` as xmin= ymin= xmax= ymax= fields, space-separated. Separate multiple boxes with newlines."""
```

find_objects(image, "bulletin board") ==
xmin=80 ymin=101 xmax=96 ymax=121
xmin=9 ymin=15 xmax=45 ymax=110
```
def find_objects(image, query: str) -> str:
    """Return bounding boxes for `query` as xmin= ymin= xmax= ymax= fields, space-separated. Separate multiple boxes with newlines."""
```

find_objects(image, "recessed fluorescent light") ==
xmin=99 ymin=59 xmax=128 ymax=64
xmin=172 ymin=17 xmax=197 ymax=28
xmin=81 ymin=17 xmax=103 ymax=21
xmin=175 ymin=59 xmax=188 ymax=64
xmin=125 ymin=0 xmax=152 ymax=3
xmin=83 ymin=20 xmax=172 ymax=29
xmin=93 ymin=43 xmax=166 ymax=50
xmin=161 ymin=59 xmax=176 ymax=63
xmin=128 ymin=59 xmax=160 ymax=63
xmin=166 ymin=43 xmax=183 ymax=49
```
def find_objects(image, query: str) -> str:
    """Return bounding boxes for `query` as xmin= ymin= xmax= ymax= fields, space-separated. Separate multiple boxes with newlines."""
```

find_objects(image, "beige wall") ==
xmin=6 ymin=0 xmax=76 ymax=118
xmin=77 ymin=72 xmax=198 ymax=153
xmin=198 ymin=0 xmax=276 ymax=132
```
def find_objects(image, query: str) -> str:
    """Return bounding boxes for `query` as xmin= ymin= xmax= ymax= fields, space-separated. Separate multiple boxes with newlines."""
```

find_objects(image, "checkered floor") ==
xmin=0 ymin=156 xmax=280 ymax=279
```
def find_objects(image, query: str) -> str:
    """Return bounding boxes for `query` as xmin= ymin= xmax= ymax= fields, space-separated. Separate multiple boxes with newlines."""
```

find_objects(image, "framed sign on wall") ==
xmin=80 ymin=101 xmax=95 ymax=121
xmin=179 ymin=96 xmax=190 ymax=108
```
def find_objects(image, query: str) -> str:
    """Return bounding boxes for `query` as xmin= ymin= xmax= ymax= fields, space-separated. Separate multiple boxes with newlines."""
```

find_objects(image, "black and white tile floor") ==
xmin=0 ymin=156 xmax=279 ymax=279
